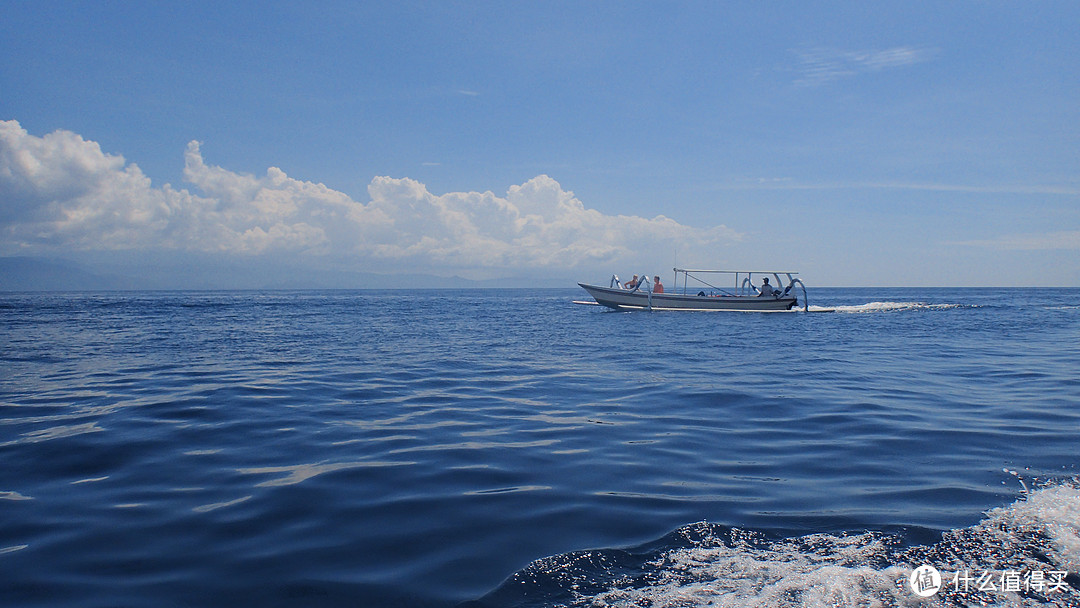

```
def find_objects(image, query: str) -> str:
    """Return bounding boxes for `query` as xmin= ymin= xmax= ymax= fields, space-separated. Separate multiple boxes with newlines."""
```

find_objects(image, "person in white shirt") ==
xmin=758 ymin=277 xmax=776 ymax=297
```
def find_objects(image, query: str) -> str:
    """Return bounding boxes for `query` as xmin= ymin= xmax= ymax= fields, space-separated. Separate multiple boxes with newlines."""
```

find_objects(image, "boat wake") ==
xmin=809 ymin=301 xmax=969 ymax=314
xmin=470 ymin=481 xmax=1080 ymax=607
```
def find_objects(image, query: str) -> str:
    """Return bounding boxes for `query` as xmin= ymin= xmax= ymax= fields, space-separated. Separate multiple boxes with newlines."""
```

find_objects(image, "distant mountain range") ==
xmin=0 ymin=256 xmax=573 ymax=291
xmin=0 ymin=257 xmax=140 ymax=291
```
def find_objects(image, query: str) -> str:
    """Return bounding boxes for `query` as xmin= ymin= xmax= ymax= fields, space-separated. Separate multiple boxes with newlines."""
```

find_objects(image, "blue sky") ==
xmin=2 ymin=1 xmax=1077 ymax=287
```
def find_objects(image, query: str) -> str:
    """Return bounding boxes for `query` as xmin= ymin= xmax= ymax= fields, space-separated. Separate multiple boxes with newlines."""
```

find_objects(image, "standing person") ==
xmin=653 ymin=276 xmax=664 ymax=294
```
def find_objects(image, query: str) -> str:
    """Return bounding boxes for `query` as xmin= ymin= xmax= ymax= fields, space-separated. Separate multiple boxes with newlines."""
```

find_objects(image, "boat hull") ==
xmin=578 ymin=283 xmax=798 ymax=311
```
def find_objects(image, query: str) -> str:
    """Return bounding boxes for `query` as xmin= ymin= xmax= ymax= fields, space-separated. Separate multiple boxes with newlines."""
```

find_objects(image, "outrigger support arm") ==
xmin=740 ymin=276 xmax=753 ymax=296
xmin=623 ymin=273 xmax=656 ymax=310
xmin=784 ymin=277 xmax=808 ymax=312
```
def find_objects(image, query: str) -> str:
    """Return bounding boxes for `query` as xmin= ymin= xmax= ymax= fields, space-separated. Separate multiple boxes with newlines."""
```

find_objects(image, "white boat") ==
xmin=577 ymin=268 xmax=808 ymax=312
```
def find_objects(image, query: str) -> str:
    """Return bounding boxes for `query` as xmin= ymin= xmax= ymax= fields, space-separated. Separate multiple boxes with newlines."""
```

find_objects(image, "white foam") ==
xmin=809 ymin=301 xmax=965 ymax=314
xmin=980 ymin=483 xmax=1080 ymax=573
xmin=576 ymin=482 xmax=1080 ymax=607
xmin=588 ymin=530 xmax=909 ymax=608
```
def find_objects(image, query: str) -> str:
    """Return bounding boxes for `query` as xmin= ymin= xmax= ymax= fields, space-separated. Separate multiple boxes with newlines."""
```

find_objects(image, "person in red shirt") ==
xmin=653 ymin=276 xmax=664 ymax=294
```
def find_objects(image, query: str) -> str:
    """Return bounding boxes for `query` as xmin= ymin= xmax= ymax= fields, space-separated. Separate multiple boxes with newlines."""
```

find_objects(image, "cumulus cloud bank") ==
xmin=0 ymin=120 xmax=739 ymax=273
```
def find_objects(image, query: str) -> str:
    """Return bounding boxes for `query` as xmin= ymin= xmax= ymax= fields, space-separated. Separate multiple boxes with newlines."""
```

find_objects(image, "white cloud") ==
xmin=792 ymin=46 xmax=937 ymax=87
xmin=0 ymin=119 xmax=184 ymax=249
xmin=714 ymin=178 xmax=1080 ymax=195
xmin=0 ymin=120 xmax=741 ymax=272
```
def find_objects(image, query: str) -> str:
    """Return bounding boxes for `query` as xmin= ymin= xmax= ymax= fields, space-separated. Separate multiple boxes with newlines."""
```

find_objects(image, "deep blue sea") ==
xmin=2 ymin=287 xmax=1078 ymax=607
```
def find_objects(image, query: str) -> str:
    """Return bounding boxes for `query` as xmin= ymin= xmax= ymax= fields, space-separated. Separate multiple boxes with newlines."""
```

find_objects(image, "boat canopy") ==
xmin=671 ymin=268 xmax=807 ymax=311
xmin=671 ymin=268 xmax=799 ymax=297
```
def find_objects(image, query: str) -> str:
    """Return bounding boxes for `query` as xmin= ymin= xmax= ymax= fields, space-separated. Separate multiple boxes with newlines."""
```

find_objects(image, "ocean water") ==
xmin=1 ymin=287 xmax=1078 ymax=607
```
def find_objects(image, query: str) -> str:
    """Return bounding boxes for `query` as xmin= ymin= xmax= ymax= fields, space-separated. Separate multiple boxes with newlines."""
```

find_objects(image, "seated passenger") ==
xmin=758 ymin=277 xmax=776 ymax=297
xmin=625 ymin=275 xmax=639 ymax=290
xmin=653 ymin=276 xmax=664 ymax=294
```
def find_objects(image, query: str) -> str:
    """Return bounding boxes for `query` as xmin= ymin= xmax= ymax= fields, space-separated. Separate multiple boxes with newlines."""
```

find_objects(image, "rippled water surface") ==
xmin=1 ymin=288 xmax=1078 ymax=607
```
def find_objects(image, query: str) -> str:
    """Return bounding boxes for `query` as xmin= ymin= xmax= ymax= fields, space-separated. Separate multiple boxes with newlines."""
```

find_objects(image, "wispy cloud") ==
xmin=949 ymin=230 xmax=1080 ymax=251
xmin=0 ymin=120 xmax=740 ymax=272
xmin=792 ymin=46 xmax=938 ymax=87
xmin=717 ymin=179 xmax=1079 ymax=196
